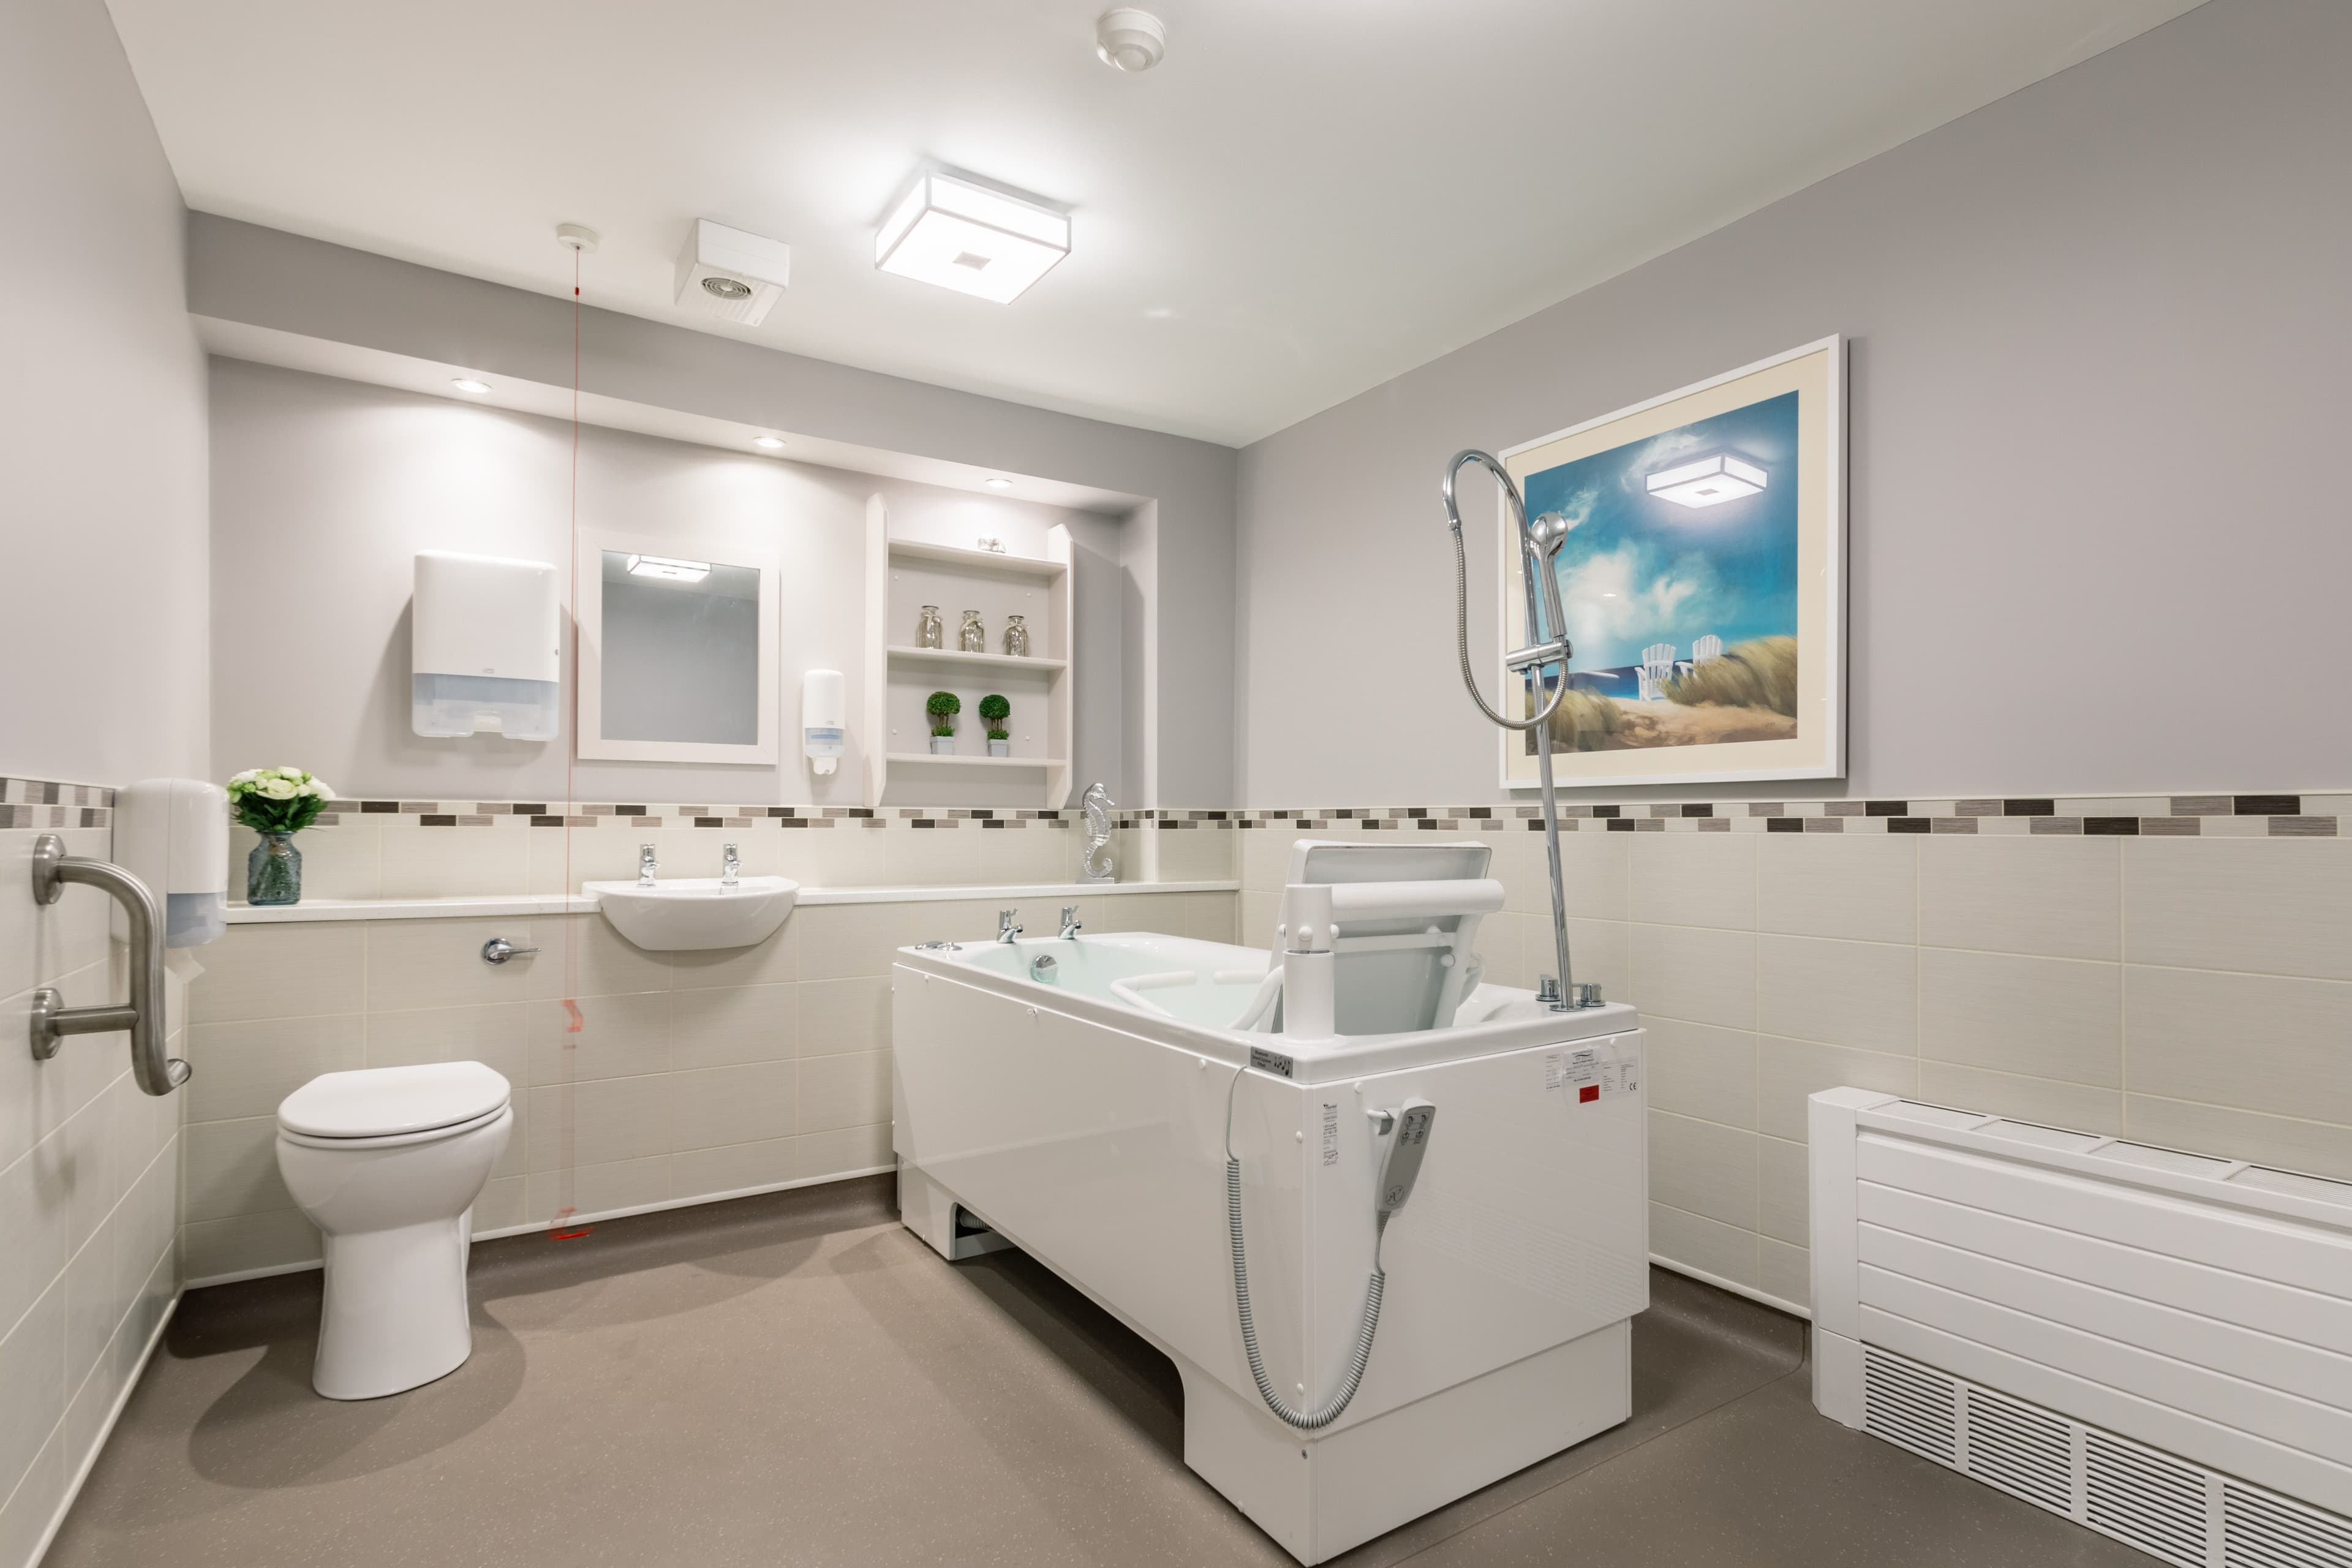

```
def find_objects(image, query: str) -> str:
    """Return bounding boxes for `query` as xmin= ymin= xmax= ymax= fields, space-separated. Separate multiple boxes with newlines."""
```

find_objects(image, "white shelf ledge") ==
xmin=886 ymin=752 xmax=1063 ymax=769
xmin=224 ymin=881 xmax=1235 ymax=924
xmin=887 ymin=538 xmax=1065 ymax=578
xmin=886 ymin=644 xmax=1068 ymax=673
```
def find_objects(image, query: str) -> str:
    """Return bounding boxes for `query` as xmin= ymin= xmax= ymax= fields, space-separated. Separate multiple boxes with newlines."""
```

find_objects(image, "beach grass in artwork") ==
xmin=1521 ymin=392 xmax=1800 ymax=752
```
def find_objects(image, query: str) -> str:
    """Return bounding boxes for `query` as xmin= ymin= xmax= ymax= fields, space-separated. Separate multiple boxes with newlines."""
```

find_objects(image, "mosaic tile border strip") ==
xmin=0 ymin=777 xmax=113 ymax=831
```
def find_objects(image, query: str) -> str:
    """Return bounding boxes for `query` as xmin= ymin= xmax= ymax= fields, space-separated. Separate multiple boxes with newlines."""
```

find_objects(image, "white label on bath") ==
xmin=1321 ymin=1102 xmax=1340 ymax=1167
xmin=1550 ymin=1042 xmax=1639 ymax=1104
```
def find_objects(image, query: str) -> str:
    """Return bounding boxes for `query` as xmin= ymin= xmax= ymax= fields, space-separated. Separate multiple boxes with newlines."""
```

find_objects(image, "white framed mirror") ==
xmin=576 ymin=526 xmax=780 ymax=764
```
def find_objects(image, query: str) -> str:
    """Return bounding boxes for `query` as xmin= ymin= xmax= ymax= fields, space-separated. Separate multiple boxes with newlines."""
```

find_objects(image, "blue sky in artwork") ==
xmin=1521 ymin=391 xmax=1798 ymax=679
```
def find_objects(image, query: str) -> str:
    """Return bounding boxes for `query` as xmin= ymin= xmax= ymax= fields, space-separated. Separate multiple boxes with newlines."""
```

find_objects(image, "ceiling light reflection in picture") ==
xmin=1645 ymin=451 xmax=1767 ymax=508
xmin=876 ymin=171 xmax=1071 ymax=303
xmin=624 ymin=554 xmax=710 ymax=583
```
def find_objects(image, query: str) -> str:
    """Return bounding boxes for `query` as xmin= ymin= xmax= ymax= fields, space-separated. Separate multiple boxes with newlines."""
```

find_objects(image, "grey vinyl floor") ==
xmin=47 ymin=1176 xmax=2150 ymax=1566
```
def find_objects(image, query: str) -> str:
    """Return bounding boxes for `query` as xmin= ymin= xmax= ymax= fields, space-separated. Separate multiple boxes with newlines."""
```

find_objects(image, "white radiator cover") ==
xmin=1810 ymin=1088 xmax=2352 ymax=1566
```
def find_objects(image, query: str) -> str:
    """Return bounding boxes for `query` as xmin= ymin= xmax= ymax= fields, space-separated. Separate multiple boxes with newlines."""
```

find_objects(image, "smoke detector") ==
xmin=675 ymin=219 xmax=791 ymax=325
xmin=1096 ymin=8 xmax=1165 ymax=72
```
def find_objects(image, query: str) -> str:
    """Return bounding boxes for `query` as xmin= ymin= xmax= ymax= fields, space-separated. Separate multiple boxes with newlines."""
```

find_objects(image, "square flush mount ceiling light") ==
xmin=1645 ymin=452 xmax=1768 ymax=508
xmin=625 ymin=554 xmax=710 ymax=583
xmin=876 ymin=171 xmax=1071 ymax=303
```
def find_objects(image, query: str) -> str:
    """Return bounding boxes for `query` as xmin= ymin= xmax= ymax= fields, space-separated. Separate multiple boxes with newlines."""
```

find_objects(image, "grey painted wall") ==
xmin=209 ymin=359 xmax=1130 ymax=807
xmin=0 ymin=0 xmax=208 ymax=788
xmin=189 ymin=216 xmax=1237 ymax=806
xmin=1236 ymin=0 xmax=2352 ymax=806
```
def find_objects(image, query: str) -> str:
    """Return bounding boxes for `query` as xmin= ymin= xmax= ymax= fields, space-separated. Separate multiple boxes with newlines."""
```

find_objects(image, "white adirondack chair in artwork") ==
xmin=1638 ymin=642 xmax=1678 ymax=700
xmin=1693 ymin=635 xmax=1724 ymax=665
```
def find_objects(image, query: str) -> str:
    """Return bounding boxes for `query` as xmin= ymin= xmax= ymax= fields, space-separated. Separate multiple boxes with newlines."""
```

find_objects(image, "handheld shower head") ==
xmin=1530 ymin=511 xmax=1573 ymax=556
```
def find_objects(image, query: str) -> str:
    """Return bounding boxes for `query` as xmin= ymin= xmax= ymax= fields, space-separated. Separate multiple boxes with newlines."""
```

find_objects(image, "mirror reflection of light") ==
xmin=624 ymin=554 xmax=711 ymax=583
xmin=1645 ymin=452 xmax=1766 ymax=508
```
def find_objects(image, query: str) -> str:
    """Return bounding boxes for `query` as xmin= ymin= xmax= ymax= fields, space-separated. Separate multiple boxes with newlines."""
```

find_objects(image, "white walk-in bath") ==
xmin=893 ymin=842 xmax=1648 ymax=1563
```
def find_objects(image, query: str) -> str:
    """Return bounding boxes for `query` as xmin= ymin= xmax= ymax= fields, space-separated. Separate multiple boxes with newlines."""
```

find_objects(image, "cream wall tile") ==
xmin=1241 ymin=826 xmax=1292 ymax=893
xmin=0 ymin=1428 xmax=64 ymax=1568
xmin=1648 ymin=1111 xmax=1757 ymax=1231
xmin=1155 ymin=827 xmax=1237 ymax=882
xmin=1915 ymin=1062 xmax=2122 ymax=1135
xmin=2123 ymin=1095 xmax=2352 ymax=1182
xmin=1757 ymin=1136 xmax=1808 ymax=1246
xmin=363 ymin=916 xmax=540 ymax=1012
xmin=527 ymin=990 xmax=668 ymax=1086
xmin=669 ymin=984 xmax=796 ymax=1071
xmin=1184 ymin=893 xmax=1240 ymax=945
xmin=666 ymin=919 xmax=797 ymax=991
xmin=1498 ymin=828 xmax=1630 ymax=921
xmin=61 ymin=1226 xmax=123 ymax=1436
xmin=524 ymin=1076 xmax=671 ymax=1171
xmin=1 ymin=829 xmax=109 ymax=1008
xmin=913 ymin=898 xmax=1019 ymax=946
xmin=1632 ymin=831 xmax=1756 ymax=930
xmin=672 ymin=1137 xmax=799 ymax=1198
xmin=796 ymin=1121 xmax=892 ymax=1180
xmin=525 ymin=914 xmax=671 ymax=1000
xmin=183 ymin=1116 xmax=288 ymax=1224
xmin=801 ymin=1050 xmax=891 ymax=1133
xmin=473 ymin=1175 xmax=527 ymax=1232
xmin=1758 ymin=834 xmax=1917 ymax=943
xmin=189 ymin=921 xmax=364 ymax=1024
xmin=525 ymin=1155 xmax=674 ymax=1220
xmin=1561 ymin=918 xmax=1630 ymax=1005
xmin=1650 ymin=1202 xmax=1758 ymax=1289
xmin=1757 ymin=1036 xmax=1917 ymax=1142
xmin=2124 ymin=840 xmax=2352 ymax=981
xmin=1918 ymin=837 xmax=2120 ymax=961
xmin=1757 ymin=936 xmax=1917 ymax=1055
xmin=1630 ymin=924 xmax=1755 ymax=1030
xmin=799 ymin=976 xmax=891 ymax=1057
xmin=184 ymin=1013 xmax=363 ymax=1123
xmin=1242 ymin=891 xmax=1280 ymax=951
xmin=796 ymin=902 xmax=912 ymax=980
xmin=1644 ymin=1018 xmax=1757 ymax=1131
xmin=113 ymin=1140 xmax=177 ymax=1308
xmin=672 ymin=1062 xmax=797 ymax=1152
xmin=1758 ymin=1239 xmax=1810 ymax=1310
xmin=367 ymin=1001 xmax=530 ymax=1079
xmin=0 ymin=1281 xmax=65 ymax=1502
xmin=182 ymin=1208 xmax=318 ymax=1281
xmin=1919 ymin=948 xmax=2119 ymax=1086
xmin=527 ymin=824 xmax=649 ymax=897
xmin=2125 ymin=965 xmax=2352 ymax=1125
xmin=377 ymin=823 xmax=529 ymax=899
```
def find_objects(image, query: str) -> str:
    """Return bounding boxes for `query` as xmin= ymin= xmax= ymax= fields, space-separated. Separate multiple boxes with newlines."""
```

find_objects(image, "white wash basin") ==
xmin=583 ymin=876 xmax=797 ymax=951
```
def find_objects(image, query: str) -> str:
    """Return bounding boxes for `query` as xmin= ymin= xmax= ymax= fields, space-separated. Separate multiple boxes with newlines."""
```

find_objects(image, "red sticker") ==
xmin=1579 ymin=1085 xmax=1600 ymax=1103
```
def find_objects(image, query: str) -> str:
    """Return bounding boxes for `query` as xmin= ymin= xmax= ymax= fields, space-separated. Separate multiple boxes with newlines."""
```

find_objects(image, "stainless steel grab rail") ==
xmin=26 ymin=834 xmax=190 ymax=1095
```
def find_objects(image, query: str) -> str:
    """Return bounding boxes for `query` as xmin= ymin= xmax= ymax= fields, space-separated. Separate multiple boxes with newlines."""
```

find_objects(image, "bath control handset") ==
xmin=1376 ymin=1099 xmax=1438 ymax=1214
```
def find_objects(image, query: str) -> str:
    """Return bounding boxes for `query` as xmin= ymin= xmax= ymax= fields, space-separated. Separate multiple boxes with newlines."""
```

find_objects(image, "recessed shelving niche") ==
xmin=862 ymin=500 xmax=1074 ymax=807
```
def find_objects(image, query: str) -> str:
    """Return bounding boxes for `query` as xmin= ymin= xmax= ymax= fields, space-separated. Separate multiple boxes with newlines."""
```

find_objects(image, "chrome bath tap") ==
xmin=997 ymin=908 xmax=1023 ymax=944
xmin=1060 ymin=905 xmax=1082 ymax=939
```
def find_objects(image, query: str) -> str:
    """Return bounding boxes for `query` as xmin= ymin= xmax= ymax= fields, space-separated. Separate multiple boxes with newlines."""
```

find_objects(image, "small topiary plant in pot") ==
xmin=978 ymin=693 xmax=1012 ymax=756
xmin=925 ymin=691 xmax=960 ymax=753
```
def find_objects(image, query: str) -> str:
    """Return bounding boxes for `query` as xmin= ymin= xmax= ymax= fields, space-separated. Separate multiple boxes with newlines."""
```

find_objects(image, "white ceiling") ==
xmin=109 ymin=0 xmax=2202 ymax=447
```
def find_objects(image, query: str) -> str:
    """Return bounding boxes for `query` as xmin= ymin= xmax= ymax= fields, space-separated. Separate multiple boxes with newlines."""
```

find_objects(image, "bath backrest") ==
xmin=1283 ymin=840 xmax=1499 ymax=1033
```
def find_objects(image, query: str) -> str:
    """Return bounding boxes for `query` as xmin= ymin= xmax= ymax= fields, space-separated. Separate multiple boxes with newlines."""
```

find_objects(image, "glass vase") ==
xmin=247 ymin=831 xmax=303 ymax=906
xmin=959 ymin=610 xmax=986 ymax=652
xmin=917 ymin=605 xmax=943 ymax=649
xmin=1003 ymin=614 xmax=1029 ymax=657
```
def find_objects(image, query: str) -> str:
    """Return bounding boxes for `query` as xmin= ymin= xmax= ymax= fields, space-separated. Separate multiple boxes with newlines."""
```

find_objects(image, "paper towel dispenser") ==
xmin=412 ymin=551 xmax=562 ymax=739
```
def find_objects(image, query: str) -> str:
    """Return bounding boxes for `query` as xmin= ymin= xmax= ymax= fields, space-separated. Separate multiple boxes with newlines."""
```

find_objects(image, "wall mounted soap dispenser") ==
xmin=412 ymin=551 xmax=561 ymax=739
xmin=802 ymin=668 xmax=845 ymax=775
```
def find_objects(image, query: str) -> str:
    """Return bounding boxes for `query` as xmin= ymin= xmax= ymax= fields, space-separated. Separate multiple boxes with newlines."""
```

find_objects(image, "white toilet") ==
xmin=274 ymin=1061 xmax=514 ymax=1400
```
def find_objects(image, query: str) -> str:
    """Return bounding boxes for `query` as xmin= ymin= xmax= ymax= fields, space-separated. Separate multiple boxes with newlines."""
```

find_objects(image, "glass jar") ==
xmin=247 ymin=832 xmax=303 ymax=906
xmin=959 ymin=610 xmax=986 ymax=653
xmin=916 ymin=605 xmax=943 ymax=649
xmin=1003 ymin=615 xmax=1030 ymax=657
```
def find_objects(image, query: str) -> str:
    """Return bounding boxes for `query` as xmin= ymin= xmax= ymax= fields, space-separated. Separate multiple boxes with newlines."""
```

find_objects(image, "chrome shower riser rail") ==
xmin=27 ymin=834 xmax=190 ymax=1095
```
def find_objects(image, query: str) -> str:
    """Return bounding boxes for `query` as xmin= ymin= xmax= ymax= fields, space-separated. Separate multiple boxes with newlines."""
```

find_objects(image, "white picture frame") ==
xmin=1496 ymin=335 xmax=1846 ymax=790
xmin=575 ymin=524 xmax=782 ymax=765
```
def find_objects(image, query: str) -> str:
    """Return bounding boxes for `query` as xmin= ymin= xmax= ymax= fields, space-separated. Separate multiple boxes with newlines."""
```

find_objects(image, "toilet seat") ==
xmin=277 ymin=1061 xmax=511 ymax=1144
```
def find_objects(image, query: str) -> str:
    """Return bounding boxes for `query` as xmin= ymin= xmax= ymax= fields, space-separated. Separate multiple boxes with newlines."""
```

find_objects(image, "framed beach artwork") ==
xmin=1498 ymin=336 xmax=1845 ymax=789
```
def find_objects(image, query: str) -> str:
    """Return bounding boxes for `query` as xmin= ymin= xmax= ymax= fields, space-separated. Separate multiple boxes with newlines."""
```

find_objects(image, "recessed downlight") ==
xmin=753 ymin=435 xmax=785 ymax=450
xmin=985 ymin=478 xmax=1013 ymax=490
xmin=450 ymin=377 xmax=490 ymax=394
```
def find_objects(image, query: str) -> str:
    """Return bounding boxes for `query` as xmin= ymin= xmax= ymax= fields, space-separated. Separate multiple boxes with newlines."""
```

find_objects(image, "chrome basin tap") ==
xmin=638 ymin=843 xmax=658 ymax=886
xmin=721 ymin=842 xmax=740 ymax=885
xmin=997 ymin=908 xmax=1023 ymax=944
xmin=1060 ymin=905 xmax=1082 ymax=939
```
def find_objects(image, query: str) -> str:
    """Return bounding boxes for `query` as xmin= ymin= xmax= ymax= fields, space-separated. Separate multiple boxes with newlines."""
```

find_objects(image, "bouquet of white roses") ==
xmin=226 ymin=767 xmax=336 ymax=835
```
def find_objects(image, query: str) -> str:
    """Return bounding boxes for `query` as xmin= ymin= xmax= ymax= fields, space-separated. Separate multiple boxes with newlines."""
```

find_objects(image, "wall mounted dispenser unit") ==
xmin=676 ymin=219 xmax=792 ymax=326
xmin=802 ymin=668 xmax=845 ymax=775
xmin=412 ymin=551 xmax=561 ymax=739
xmin=113 ymin=778 xmax=228 ymax=948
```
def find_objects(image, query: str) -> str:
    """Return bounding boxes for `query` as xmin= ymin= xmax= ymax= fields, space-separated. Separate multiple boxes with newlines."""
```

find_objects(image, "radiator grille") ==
xmin=1858 ymin=1344 xmax=2352 ymax=1567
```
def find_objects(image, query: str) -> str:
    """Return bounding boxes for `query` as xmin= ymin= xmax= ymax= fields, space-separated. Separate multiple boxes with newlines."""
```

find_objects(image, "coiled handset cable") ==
xmin=1223 ymin=1065 xmax=1437 ymax=1430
